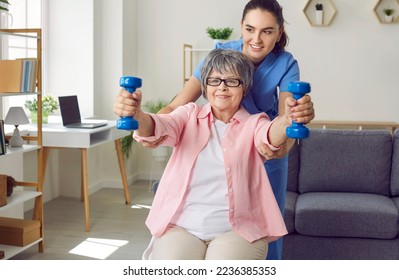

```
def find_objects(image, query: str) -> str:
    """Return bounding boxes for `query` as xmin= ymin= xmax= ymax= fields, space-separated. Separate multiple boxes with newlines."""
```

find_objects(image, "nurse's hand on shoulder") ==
xmin=257 ymin=141 xmax=288 ymax=160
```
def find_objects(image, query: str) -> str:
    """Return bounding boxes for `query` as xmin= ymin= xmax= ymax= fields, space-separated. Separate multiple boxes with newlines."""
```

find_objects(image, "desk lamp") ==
xmin=4 ymin=107 xmax=30 ymax=147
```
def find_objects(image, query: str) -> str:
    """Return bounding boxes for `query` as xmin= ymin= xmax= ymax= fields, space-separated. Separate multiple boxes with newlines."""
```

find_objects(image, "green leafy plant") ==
xmin=206 ymin=27 xmax=233 ymax=40
xmin=143 ymin=99 xmax=169 ymax=114
xmin=24 ymin=95 xmax=59 ymax=115
xmin=383 ymin=7 xmax=394 ymax=16
xmin=0 ymin=0 xmax=10 ymax=12
xmin=121 ymin=131 xmax=135 ymax=159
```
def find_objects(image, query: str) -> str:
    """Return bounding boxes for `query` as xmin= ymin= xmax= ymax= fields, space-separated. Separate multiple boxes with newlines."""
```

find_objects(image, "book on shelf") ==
xmin=0 ymin=58 xmax=38 ymax=93
xmin=0 ymin=59 xmax=23 ymax=92
xmin=0 ymin=120 xmax=5 ymax=155
xmin=29 ymin=59 xmax=38 ymax=92
xmin=18 ymin=58 xmax=38 ymax=92
xmin=20 ymin=60 xmax=30 ymax=93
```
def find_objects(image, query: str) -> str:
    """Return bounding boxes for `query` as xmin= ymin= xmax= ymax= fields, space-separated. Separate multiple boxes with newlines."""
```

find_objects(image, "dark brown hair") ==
xmin=242 ymin=0 xmax=288 ymax=53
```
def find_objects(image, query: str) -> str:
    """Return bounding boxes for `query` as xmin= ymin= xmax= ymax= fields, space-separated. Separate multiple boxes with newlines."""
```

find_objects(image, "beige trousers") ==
xmin=151 ymin=226 xmax=268 ymax=260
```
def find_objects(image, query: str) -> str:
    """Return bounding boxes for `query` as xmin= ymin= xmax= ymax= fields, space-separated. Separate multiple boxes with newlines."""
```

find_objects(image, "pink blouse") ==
xmin=134 ymin=103 xmax=288 ymax=243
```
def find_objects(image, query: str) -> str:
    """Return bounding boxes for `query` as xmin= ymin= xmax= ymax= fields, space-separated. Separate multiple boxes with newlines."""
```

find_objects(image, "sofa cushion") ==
xmin=393 ymin=197 xmax=399 ymax=219
xmin=284 ymin=191 xmax=297 ymax=233
xmin=287 ymin=141 xmax=299 ymax=192
xmin=390 ymin=129 xmax=399 ymax=196
xmin=283 ymin=234 xmax=399 ymax=260
xmin=295 ymin=192 xmax=398 ymax=239
xmin=298 ymin=129 xmax=392 ymax=195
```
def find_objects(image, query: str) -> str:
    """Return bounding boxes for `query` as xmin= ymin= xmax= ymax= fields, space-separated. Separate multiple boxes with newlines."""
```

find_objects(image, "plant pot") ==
xmin=30 ymin=111 xmax=48 ymax=124
xmin=152 ymin=146 xmax=169 ymax=160
xmin=213 ymin=39 xmax=226 ymax=48
xmin=0 ymin=10 xmax=13 ymax=28
xmin=384 ymin=15 xmax=394 ymax=23
xmin=315 ymin=10 xmax=324 ymax=25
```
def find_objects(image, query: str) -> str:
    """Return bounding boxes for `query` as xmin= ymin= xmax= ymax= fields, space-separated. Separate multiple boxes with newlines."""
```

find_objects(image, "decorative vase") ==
xmin=213 ymin=39 xmax=226 ymax=48
xmin=0 ymin=10 xmax=13 ymax=28
xmin=315 ymin=10 xmax=324 ymax=25
xmin=30 ymin=111 xmax=49 ymax=124
xmin=152 ymin=146 xmax=169 ymax=160
xmin=385 ymin=15 xmax=394 ymax=23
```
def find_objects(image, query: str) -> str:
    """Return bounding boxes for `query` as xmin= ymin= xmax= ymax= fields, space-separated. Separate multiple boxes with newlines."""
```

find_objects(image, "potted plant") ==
xmin=143 ymin=99 xmax=170 ymax=159
xmin=24 ymin=95 xmax=59 ymax=123
xmin=315 ymin=3 xmax=323 ymax=25
xmin=120 ymin=131 xmax=135 ymax=159
xmin=383 ymin=7 xmax=395 ymax=23
xmin=0 ymin=0 xmax=10 ymax=12
xmin=206 ymin=27 xmax=233 ymax=47
xmin=120 ymin=99 xmax=170 ymax=159
xmin=143 ymin=99 xmax=169 ymax=115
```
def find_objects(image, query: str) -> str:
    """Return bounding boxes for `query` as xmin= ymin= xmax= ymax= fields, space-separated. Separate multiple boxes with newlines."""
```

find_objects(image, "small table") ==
xmin=38 ymin=121 xmax=131 ymax=232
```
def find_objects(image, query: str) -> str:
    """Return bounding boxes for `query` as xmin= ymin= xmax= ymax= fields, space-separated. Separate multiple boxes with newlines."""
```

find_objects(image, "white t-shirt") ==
xmin=170 ymin=119 xmax=232 ymax=240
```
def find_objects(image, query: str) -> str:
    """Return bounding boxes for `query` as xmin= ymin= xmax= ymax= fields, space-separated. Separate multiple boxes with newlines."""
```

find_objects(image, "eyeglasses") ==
xmin=206 ymin=77 xmax=243 ymax=87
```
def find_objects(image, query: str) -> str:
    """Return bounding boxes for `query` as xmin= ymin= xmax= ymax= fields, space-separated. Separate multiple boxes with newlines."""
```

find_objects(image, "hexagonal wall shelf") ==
xmin=373 ymin=0 xmax=399 ymax=24
xmin=303 ymin=0 xmax=337 ymax=27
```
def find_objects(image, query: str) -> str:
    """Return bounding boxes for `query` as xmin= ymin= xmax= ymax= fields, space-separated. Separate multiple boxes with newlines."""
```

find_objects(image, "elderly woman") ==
xmin=131 ymin=49 xmax=295 ymax=260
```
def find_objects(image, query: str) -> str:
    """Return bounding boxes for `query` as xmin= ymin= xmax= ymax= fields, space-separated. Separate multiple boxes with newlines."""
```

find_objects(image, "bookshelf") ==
xmin=303 ymin=0 xmax=337 ymax=27
xmin=373 ymin=0 xmax=399 ymax=24
xmin=183 ymin=44 xmax=212 ymax=85
xmin=0 ymin=28 xmax=44 ymax=259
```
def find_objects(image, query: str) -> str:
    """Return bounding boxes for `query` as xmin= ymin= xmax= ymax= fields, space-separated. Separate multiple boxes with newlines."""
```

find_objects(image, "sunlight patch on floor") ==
xmin=131 ymin=204 xmax=151 ymax=209
xmin=69 ymin=238 xmax=129 ymax=259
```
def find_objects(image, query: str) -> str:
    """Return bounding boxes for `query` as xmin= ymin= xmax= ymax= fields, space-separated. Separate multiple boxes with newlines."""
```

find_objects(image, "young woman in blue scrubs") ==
xmin=113 ymin=0 xmax=315 ymax=260
xmin=191 ymin=0 xmax=303 ymax=260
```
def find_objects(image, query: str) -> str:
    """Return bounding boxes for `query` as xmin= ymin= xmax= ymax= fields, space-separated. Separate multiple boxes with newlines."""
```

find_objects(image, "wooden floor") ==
xmin=11 ymin=180 xmax=154 ymax=260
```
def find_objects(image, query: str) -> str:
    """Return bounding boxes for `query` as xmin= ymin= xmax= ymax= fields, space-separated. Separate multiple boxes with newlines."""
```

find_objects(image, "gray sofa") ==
xmin=283 ymin=128 xmax=399 ymax=259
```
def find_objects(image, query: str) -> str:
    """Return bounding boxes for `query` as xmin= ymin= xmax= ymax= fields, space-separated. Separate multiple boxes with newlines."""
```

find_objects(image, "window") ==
xmin=6 ymin=0 xmax=42 ymax=58
xmin=1 ymin=0 xmax=43 ymax=113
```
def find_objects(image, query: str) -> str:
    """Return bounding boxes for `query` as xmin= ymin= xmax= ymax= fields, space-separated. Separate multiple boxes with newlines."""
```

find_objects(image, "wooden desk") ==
xmin=37 ymin=121 xmax=131 ymax=232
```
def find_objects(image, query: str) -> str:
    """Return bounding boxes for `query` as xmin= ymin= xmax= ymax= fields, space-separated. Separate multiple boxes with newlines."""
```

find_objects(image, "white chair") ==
xmin=142 ymin=237 xmax=155 ymax=260
xmin=149 ymin=147 xmax=170 ymax=191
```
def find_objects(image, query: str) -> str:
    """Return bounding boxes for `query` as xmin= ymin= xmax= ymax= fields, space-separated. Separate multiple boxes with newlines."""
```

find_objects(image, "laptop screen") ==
xmin=58 ymin=95 xmax=82 ymax=126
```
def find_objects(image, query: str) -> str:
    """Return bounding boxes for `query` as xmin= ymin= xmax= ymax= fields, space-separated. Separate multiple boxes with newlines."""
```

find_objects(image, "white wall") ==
xmin=283 ymin=0 xmax=399 ymax=122
xmin=47 ymin=0 xmax=94 ymax=118
xmin=135 ymin=0 xmax=247 ymax=104
xmin=44 ymin=0 xmax=399 ymax=133
xmin=44 ymin=0 xmax=399 ymax=200
xmin=135 ymin=0 xmax=399 ymax=122
xmin=45 ymin=0 xmax=140 ymax=200
xmin=47 ymin=0 xmax=138 ymax=120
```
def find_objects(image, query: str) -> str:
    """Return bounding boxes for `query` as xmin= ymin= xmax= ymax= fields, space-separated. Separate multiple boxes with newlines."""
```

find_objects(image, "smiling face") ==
xmin=200 ymin=49 xmax=254 ymax=123
xmin=241 ymin=8 xmax=283 ymax=66
xmin=206 ymin=70 xmax=244 ymax=123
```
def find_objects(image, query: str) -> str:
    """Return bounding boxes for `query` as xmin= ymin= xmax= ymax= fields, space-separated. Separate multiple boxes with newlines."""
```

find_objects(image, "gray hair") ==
xmin=200 ymin=49 xmax=254 ymax=98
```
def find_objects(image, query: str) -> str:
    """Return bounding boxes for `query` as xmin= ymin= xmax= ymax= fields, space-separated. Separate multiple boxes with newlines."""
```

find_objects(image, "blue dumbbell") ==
xmin=116 ymin=76 xmax=142 ymax=130
xmin=286 ymin=81 xmax=311 ymax=139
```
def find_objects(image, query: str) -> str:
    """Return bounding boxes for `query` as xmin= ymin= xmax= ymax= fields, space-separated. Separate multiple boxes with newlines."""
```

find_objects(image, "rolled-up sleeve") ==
xmin=133 ymin=103 xmax=195 ymax=146
xmin=254 ymin=114 xmax=282 ymax=154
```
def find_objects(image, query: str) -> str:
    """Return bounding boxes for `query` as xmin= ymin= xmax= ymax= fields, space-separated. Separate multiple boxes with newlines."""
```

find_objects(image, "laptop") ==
xmin=58 ymin=95 xmax=107 ymax=129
